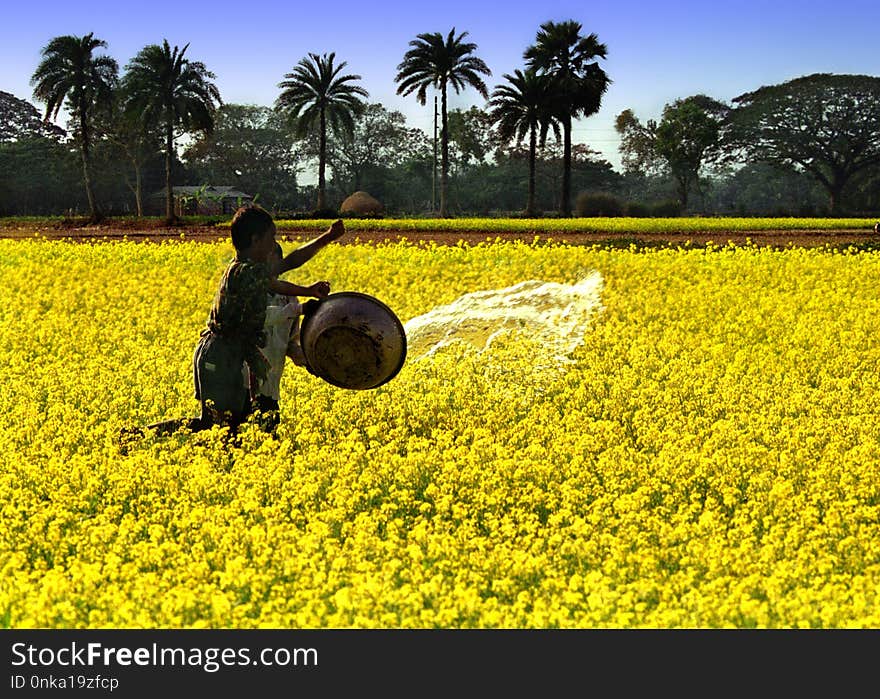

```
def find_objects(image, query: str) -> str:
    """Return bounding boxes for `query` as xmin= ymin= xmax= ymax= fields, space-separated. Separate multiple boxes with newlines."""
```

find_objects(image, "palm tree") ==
xmin=99 ymin=92 xmax=163 ymax=217
xmin=488 ymin=69 xmax=560 ymax=216
xmin=276 ymin=52 xmax=368 ymax=212
xmin=395 ymin=28 xmax=491 ymax=217
xmin=122 ymin=40 xmax=221 ymax=224
xmin=524 ymin=20 xmax=610 ymax=216
xmin=30 ymin=33 xmax=118 ymax=223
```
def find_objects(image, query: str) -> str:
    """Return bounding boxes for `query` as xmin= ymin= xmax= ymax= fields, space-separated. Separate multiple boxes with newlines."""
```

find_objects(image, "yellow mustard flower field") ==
xmin=2 ymin=236 xmax=880 ymax=628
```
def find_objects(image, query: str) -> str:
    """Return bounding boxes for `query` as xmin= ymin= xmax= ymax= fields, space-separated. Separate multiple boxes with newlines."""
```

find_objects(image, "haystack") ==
xmin=340 ymin=191 xmax=383 ymax=216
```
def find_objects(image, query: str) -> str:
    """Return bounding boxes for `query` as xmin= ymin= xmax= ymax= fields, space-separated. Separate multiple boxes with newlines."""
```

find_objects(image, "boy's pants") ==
xmin=193 ymin=331 xmax=250 ymax=427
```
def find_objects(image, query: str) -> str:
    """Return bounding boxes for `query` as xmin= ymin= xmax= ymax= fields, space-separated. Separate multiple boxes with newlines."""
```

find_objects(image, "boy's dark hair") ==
xmin=230 ymin=205 xmax=274 ymax=251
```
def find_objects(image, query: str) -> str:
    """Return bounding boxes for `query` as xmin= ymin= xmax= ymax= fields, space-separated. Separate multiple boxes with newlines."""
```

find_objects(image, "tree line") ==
xmin=2 ymin=20 xmax=879 ymax=221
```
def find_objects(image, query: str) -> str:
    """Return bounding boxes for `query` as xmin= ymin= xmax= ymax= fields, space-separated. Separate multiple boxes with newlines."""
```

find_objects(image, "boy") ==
xmin=248 ymin=242 xmax=309 ymax=435
xmin=144 ymin=206 xmax=344 ymax=438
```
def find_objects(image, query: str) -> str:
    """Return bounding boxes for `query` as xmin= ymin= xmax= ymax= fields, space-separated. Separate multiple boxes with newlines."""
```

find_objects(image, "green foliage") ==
xmin=300 ymin=102 xmax=433 ymax=210
xmin=616 ymin=95 xmax=727 ymax=211
xmin=270 ymin=216 xmax=877 ymax=234
xmin=275 ymin=52 xmax=369 ymax=140
xmin=339 ymin=210 xmax=383 ymax=219
xmin=729 ymin=73 xmax=880 ymax=214
xmin=708 ymin=163 xmax=827 ymax=216
xmin=615 ymin=109 xmax=657 ymax=175
xmin=655 ymin=96 xmax=726 ymax=209
xmin=524 ymin=20 xmax=610 ymax=119
xmin=489 ymin=69 xmax=559 ymax=149
xmin=30 ymin=33 xmax=118 ymax=126
xmin=625 ymin=201 xmax=651 ymax=217
xmin=0 ymin=92 xmax=67 ymax=143
xmin=394 ymin=28 xmax=491 ymax=106
xmin=0 ymin=137 xmax=83 ymax=215
xmin=575 ymin=191 xmax=624 ymax=217
xmin=447 ymin=106 xmax=497 ymax=167
xmin=649 ymin=200 xmax=683 ymax=217
xmin=307 ymin=208 xmax=341 ymax=219
xmin=183 ymin=104 xmax=299 ymax=211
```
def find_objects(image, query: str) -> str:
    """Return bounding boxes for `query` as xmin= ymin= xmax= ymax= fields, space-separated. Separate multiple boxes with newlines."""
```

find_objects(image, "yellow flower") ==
xmin=2 ymin=238 xmax=880 ymax=628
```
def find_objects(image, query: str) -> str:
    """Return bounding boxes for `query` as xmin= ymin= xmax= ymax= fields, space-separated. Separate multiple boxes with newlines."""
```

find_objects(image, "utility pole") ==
xmin=432 ymin=94 xmax=438 ymax=215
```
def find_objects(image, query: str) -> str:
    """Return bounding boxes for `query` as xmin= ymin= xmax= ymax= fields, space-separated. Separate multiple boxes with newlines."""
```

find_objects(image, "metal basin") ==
xmin=299 ymin=292 xmax=407 ymax=390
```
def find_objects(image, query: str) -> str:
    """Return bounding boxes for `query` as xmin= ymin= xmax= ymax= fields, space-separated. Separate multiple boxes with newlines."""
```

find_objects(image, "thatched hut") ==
xmin=340 ymin=191 xmax=383 ymax=217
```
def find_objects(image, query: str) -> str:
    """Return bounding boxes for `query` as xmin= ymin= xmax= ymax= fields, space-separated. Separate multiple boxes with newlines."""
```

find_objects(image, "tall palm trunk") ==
xmin=80 ymin=146 xmax=99 ymax=222
xmin=561 ymin=116 xmax=572 ymax=216
xmin=317 ymin=108 xmax=327 ymax=210
xmin=527 ymin=125 xmax=537 ymax=217
xmin=164 ymin=114 xmax=174 ymax=223
xmin=440 ymin=80 xmax=449 ymax=218
xmin=79 ymin=111 xmax=100 ymax=222
xmin=134 ymin=165 xmax=143 ymax=217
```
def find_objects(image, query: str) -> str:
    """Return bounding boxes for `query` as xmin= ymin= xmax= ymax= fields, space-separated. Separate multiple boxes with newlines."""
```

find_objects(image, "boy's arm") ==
xmin=274 ymin=219 xmax=345 ymax=275
xmin=270 ymin=278 xmax=331 ymax=298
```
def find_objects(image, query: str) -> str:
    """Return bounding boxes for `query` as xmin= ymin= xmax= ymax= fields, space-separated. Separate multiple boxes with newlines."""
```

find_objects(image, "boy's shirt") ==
xmin=204 ymin=258 xmax=271 ymax=378
xmin=251 ymin=292 xmax=301 ymax=401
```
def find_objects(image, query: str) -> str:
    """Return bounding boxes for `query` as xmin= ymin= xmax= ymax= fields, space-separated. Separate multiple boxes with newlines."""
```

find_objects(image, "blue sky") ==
xmin=2 ymin=0 xmax=879 ymax=172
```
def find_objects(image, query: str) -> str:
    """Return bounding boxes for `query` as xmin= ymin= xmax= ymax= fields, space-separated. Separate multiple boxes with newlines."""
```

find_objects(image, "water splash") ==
xmin=403 ymin=271 xmax=604 ymax=364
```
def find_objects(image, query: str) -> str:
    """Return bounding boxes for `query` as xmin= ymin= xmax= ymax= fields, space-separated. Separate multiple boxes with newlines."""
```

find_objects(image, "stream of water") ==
xmin=403 ymin=271 xmax=605 ymax=365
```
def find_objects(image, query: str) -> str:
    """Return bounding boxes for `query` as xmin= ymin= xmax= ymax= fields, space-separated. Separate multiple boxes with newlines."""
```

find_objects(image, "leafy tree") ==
xmin=0 ymin=137 xmax=82 ymax=215
xmin=384 ymin=156 xmax=434 ymax=214
xmin=614 ymin=109 xmax=657 ymax=174
xmin=184 ymin=103 xmax=301 ymax=211
xmin=276 ymin=52 xmax=368 ymax=211
xmin=848 ymin=165 xmax=880 ymax=214
xmin=524 ymin=20 xmax=610 ymax=216
xmin=30 ymin=33 xmax=118 ymax=222
xmin=0 ymin=93 xmax=134 ymax=217
xmin=708 ymin=162 xmax=827 ymax=216
xmin=122 ymin=40 xmax=222 ymax=223
xmin=488 ymin=68 xmax=560 ymax=215
xmin=95 ymin=92 xmax=164 ymax=216
xmin=0 ymin=91 xmax=66 ymax=143
xmin=446 ymin=106 xmax=497 ymax=169
xmin=616 ymin=95 xmax=727 ymax=211
xmin=308 ymin=102 xmax=432 ymax=203
xmin=729 ymin=73 xmax=880 ymax=214
xmin=395 ymin=28 xmax=492 ymax=217
xmin=537 ymin=141 xmax=621 ymax=212
xmin=370 ymin=125 xmax=435 ymax=215
xmin=441 ymin=140 xmax=618 ymax=216
xmin=615 ymin=170 xmax=680 ymax=211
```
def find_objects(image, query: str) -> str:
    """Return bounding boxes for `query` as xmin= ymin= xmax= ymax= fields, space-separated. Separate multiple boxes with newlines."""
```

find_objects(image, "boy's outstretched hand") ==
xmin=327 ymin=219 xmax=345 ymax=241
xmin=309 ymin=281 xmax=331 ymax=298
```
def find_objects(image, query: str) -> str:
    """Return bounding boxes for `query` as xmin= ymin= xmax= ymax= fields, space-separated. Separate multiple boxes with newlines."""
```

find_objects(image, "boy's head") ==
xmin=267 ymin=242 xmax=283 ymax=277
xmin=230 ymin=205 xmax=276 ymax=253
